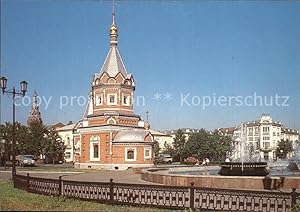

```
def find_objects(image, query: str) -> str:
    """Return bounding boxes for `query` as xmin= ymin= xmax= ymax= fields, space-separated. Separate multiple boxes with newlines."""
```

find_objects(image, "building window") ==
xmin=123 ymin=95 xmax=130 ymax=106
xmin=248 ymin=128 xmax=253 ymax=136
xmin=127 ymin=150 xmax=134 ymax=159
xmin=93 ymin=144 xmax=99 ymax=158
xmin=65 ymin=152 xmax=71 ymax=159
xmin=263 ymin=142 xmax=270 ymax=149
xmin=107 ymin=94 xmax=117 ymax=105
xmin=254 ymin=127 xmax=259 ymax=135
xmin=144 ymin=147 xmax=151 ymax=159
xmin=95 ymin=95 xmax=103 ymax=106
xmin=263 ymin=137 xmax=270 ymax=140
xmin=122 ymin=95 xmax=130 ymax=106
xmin=125 ymin=147 xmax=136 ymax=162
xmin=110 ymin=96 xmax=115 ymax=103
xmin=67 ymin=137 xmax=70 ymax=145
xmin=90 ymin=136 xmax=100 ymax=161
xmin=263 ymin=126 xmax=270 ymax=134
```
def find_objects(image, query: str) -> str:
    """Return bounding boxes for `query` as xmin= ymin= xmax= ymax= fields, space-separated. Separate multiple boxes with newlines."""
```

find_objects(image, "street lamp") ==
xmin=0 ymin=76 xmax=28 ymax=177
xmin=280 ymin=149 xmax=283 ymax=159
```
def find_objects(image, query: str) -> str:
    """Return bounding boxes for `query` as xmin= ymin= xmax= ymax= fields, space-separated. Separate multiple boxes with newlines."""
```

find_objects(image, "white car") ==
xmin=18 ymin=155 xmax=35 ymax=167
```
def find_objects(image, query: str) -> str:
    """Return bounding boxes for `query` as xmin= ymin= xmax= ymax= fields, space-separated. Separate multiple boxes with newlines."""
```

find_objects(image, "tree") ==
xmin=172 ymin=129 xmax=186 ymax=162
xmin=1 ymin=121 xmax=65 ymax=164
xmin=184 ymin=129 xmax=231 ymax=161
xmin=162 ymin=143 xmax=176 ymax=156
xmin=276 ymin=139 xmax=293 ymax=159
xmin=153 ymin=140 xmax=160 ymax=157
xmin=43 ymin=128 xmax=65 ymax=164
xmin=0 ymin=122 xmax=31 ymax=161
xmin=28 ymin=121 xmax=48 ymax=157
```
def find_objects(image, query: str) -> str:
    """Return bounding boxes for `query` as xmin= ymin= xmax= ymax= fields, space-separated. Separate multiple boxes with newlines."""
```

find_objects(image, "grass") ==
xmin=0 ymin=182 xmax=169 ymax=211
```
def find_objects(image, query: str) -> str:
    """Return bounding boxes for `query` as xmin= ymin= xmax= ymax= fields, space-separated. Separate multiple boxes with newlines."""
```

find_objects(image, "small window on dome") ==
xmin=122 ymin=95 xmax=130 ymax=106
xmin=110 ymin=96 xmax=115 ymax=103
xmin=95 ymin=95 xmax=103 ymax=106
xmin=107 ymin=94 xmax=117 ymax=105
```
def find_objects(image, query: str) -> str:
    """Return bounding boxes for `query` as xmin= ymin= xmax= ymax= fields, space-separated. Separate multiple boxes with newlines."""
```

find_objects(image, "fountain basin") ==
xmin=218 ymin=162 xmax=269 ymax=176
xmin=141 ymin=166 xmax=300 ymax=190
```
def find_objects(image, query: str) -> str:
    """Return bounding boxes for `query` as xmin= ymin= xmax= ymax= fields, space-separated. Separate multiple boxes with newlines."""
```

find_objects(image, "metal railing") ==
xmin=13 ymin=174 xmax=299 ymax=211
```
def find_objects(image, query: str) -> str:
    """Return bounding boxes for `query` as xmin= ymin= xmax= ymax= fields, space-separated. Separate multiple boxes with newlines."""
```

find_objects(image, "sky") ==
xmin=1 ymin=0 xmax=300 ymax=131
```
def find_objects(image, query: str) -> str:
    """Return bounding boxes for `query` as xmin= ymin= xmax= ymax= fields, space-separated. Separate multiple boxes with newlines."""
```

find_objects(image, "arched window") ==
xmin=125 ymin=147 xmax=136 ymax=161
xmin=90 ymin=136 xmax=100 ymax=161
xmin=94 ymin=144 xmax=99 ymax=158
xmin=127 ymin=150 xmax=134 ymax=159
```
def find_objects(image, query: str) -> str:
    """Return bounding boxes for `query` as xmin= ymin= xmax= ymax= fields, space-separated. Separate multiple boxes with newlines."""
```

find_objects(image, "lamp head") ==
xmin=0 ymin=77 xmax=7 ymax=93
xmin=20 ymin=80 xmax=28 ymax=96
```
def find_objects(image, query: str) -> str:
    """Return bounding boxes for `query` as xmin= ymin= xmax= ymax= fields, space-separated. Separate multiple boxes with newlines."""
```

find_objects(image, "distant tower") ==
xmin=145 ymin=110 xmax=151 ymax=130
xmin=27 ymin=91 xmax=43 ymax=126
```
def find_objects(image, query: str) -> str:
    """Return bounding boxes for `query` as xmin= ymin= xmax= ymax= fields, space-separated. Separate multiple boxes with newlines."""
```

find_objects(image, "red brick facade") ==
xmin=74 ymin=11 xmax=153 ymax=170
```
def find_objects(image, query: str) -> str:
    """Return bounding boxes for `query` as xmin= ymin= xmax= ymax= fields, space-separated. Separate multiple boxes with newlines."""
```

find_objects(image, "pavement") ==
xmin=0 ymin=167 xmax=157 ymax=184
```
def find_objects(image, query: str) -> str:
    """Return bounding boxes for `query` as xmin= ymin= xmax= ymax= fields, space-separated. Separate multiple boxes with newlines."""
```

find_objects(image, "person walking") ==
xmin=205 ymin=158 xmax=210 ymax=166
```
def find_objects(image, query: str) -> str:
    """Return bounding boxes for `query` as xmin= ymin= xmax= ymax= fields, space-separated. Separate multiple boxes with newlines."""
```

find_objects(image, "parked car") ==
xmin=16 ymin=155 xmax=35 ymax=167
xmin=154 ymin=154 xmax=173 ymax=164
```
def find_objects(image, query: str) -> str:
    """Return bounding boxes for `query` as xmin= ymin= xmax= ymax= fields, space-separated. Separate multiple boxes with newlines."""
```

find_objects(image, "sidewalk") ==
xmin=0 ymin=169 xmax=157 ymax=184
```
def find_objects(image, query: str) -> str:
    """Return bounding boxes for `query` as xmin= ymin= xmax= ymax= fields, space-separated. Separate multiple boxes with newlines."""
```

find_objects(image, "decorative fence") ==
xmin=14 ymin=174 xmax=299 ymax=211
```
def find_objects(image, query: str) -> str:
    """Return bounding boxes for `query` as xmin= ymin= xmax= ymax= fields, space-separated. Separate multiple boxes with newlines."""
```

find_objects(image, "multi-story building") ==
xmin=166 ymin=128 xmax=201 ymax=141
xmin=73 ymin=8 xmax=154 ymax=170
xmin=229 ymin=114 xmax=299 ymax=161
xmin=217 ymin=127 xmax=235 ymax=137
xmin=56 ymin=122 xmax=79 ymax=163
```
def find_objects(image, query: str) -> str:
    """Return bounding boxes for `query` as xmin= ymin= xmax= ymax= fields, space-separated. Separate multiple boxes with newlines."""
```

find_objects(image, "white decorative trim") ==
xmin=107 ymin=117 xmax=117 ymax=125
xmin=125 ymin=147 xmax=137 ymax=162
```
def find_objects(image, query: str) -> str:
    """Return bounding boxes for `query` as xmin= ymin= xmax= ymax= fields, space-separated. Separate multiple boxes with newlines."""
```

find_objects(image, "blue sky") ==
xmin=1 ymin=0 xmax=300 ymax=131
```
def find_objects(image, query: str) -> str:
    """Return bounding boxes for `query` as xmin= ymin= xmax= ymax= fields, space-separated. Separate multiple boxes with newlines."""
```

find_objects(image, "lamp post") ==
xmin=0 ymin=76 xmax=28 ymax=177
xmin=280 ymin=149 xmax=283 ymax=159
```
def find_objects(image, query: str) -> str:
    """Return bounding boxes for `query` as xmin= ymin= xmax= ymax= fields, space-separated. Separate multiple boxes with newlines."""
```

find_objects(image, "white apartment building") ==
xmin=149 ymin=129 xmax=174 ymax=153
xmin=232 ymin=114 xmax=299 ymax=161
xmin=56 ymin=123 xmax=79 ymax=163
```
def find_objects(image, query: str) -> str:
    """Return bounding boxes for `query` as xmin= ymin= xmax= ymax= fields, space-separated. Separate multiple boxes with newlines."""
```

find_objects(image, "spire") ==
xmin=145 ymin=110 xmax=150 ymax=130
xmin=110 ymin=0 xmax=118 ymax=46
xmin=33 ymin=90 xmax=38 ymax=108
xmin=28 ymin=90 xmax=43 ymax=126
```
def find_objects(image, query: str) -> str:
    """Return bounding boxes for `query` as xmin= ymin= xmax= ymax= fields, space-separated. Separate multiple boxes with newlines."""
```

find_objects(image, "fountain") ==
xmin=141 ymin=125 xmax=299 ymax=189
xmin=218 ymin=123 xmax=269 ymax=176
